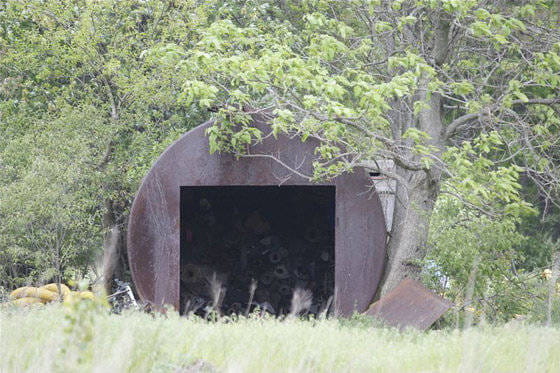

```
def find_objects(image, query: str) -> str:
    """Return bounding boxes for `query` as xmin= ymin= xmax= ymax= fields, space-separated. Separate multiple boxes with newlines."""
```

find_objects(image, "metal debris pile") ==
xmin=180 ymin=187 xmax=335 ymax=317
xmin=108 ymin=279 xmax=138 ymax=313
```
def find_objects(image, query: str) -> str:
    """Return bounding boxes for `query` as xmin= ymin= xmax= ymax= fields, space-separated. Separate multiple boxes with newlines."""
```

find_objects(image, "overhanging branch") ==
xmin=445 ymin=97 xmax=560 ymax=140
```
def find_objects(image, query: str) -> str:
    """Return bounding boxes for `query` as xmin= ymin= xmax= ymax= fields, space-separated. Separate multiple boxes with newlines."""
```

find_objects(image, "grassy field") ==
xmin=1 ymin=304 xmax=560 ymax=373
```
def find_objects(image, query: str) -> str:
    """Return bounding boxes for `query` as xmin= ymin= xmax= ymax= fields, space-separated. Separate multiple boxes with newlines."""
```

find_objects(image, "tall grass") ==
xmin=1 ymin=304 xmax=560 ymax=372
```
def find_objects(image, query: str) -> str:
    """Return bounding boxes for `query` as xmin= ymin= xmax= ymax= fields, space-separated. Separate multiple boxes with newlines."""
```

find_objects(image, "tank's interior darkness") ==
xmin=180 ymin=186 xmax=335 ymax=316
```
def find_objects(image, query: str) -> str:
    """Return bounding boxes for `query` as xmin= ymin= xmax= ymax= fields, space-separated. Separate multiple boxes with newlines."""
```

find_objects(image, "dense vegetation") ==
xmin=1 ymin=0 xmax=559 ymax=325
xmin=2 ymin=304 xmax=560 ymax=372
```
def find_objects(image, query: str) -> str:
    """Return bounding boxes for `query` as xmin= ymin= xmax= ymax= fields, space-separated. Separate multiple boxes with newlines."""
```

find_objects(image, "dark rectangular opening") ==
xmin=180 ymin=185 xmax=335 ymax=316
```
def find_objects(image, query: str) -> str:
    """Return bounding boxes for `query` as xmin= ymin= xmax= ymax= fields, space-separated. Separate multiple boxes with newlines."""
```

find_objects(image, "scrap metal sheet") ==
xmin=365 ymin=278 xmax=452 ymax=330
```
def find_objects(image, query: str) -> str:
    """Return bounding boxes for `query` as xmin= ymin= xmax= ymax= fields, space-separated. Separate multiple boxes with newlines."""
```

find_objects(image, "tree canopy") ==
xmin=1 ymin=0 xmax=559 ymax=323
xmin=170 ymin=0 xmax=560 ymax=295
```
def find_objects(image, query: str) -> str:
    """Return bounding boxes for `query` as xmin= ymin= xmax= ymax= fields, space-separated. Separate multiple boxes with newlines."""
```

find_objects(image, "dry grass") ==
xmin=1 ymin=304 xmax=560 ymax=372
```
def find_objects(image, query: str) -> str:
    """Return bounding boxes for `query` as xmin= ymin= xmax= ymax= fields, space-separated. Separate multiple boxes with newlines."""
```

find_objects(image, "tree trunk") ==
xmin=378 ymin=80 xmax=445 ymax=296
xmin=376 ymin=13 xmax=450 ymax=296
xmin=100 ymin=84 xmax=127 ymax=295
xmin=102 ymin=199 xmax=126 ymax=295
xmin=378 ymin=167 xmax=440 ymax=296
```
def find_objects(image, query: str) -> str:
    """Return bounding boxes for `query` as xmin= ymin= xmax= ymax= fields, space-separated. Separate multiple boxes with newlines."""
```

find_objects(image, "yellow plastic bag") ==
xmin=41 ymin=283 xmax=70 ymax=296
xmin=10 ymin=286 xmax=60 ymax=303
xmin=64 ymin=290 xmax=96 ymax=303
xmin=10 ymin=297 xmax=44 ymax=306
xmin=78 ymin=291 xmax=95 ymax=300
xmin=9 ymin=286 xmax=33 ymax=299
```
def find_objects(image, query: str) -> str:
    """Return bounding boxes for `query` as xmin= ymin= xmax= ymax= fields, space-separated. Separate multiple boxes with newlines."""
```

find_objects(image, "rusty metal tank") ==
xmin=127 ymin=114 xmax=387 ymax=316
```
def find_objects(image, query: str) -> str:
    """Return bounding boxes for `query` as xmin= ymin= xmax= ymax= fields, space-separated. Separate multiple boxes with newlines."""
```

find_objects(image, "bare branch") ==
xmin=445 ymin=97 xmax=560 ymax=140
xmin=444 ymin=112 xmax=484 ymax=140
xmin=237 ymin=153 xmax=313 ymax=182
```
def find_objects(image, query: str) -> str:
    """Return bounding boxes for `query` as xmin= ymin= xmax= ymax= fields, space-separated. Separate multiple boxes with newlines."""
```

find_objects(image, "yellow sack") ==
xmin=9 ymin=286 xmax=34 ymax=299
xmin=64 ymin=290 xmax=95 ymax=303
xmin=10 ymin=297 xmax=44 ymax=306
xmin=41 ymin=283 xmax=70 ymax=296
xmin=37 ymin=288 xmax=59 ymax=302
xmin=78 ymin=291 xmax=95 ymax=300
xmin=9 ymin=287 xmax=59 ymax=303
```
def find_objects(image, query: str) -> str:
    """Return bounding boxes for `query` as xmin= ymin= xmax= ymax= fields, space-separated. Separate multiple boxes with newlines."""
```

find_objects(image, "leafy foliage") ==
xmin=0 ymin=0 xmax=210 ymax=287
xmin=0 ymin=0 xmax=558 ymax=325
xmin=166 ymin=0 xmax=560 ymax=299
xmin=3 ymin=305 xmax=560 ymax=371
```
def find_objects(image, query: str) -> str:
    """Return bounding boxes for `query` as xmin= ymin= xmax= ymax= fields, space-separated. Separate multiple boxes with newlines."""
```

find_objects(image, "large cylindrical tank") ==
xmin=127 ymin=114 xmax=387 ymax=316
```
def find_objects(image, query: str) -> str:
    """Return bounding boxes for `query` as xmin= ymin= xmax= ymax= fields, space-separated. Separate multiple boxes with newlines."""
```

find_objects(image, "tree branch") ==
xmin=445 ymin=97 xmax=560 ymax=140
xmin=444 ymin=112 xmax=484 ymax=140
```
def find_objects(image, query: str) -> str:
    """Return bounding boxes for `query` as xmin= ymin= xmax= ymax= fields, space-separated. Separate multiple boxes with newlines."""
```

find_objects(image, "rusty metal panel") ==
xmin=127 ymin=113 xmax=387 ymax=315
xmin=365 ymin=278 xmax=452 ymax=330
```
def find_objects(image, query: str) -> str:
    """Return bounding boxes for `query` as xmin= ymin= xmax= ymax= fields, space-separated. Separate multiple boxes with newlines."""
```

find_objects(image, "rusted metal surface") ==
xmin=127 ymin=114 xmax=387 ymax=316
xmin=365 ymin=278 xmax=453 ymax=330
